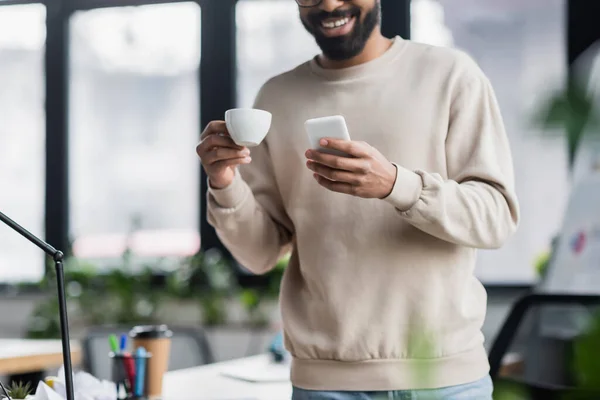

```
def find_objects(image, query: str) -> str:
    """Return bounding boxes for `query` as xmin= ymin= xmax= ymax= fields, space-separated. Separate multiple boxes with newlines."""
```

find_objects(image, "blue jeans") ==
xmin=292 ymin=375 xmax=493 ymax=400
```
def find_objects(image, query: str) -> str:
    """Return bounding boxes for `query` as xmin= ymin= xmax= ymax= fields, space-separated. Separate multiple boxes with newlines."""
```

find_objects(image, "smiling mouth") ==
xmin=321 ymin=16 xmax=351 ymax=29
xmin=318 ymin=16 xmax=356 ymax=37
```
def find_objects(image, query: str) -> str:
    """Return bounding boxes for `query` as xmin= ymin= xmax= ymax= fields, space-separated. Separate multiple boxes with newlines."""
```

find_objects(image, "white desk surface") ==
xmin=163 ymin=354 xmax=292 ymax=400
xmin=163 ymin=352 xmax=519 ymax=400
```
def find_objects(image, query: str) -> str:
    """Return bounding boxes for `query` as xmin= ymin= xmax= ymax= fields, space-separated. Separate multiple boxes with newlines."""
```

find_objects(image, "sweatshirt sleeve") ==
xmin=206 ymin=88 xmax=294 ymax=274
xmin=383 ymin=63 xmax=520 ymax=249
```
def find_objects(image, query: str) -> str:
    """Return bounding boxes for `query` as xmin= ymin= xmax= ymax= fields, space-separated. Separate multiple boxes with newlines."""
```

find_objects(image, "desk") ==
xmin=0 ymin=339 xmax=82 ymax=375
xmin=163 ymin=353 xmax=523 ymax=399
xmin=163 ymin=354 xmax=292 ymax=400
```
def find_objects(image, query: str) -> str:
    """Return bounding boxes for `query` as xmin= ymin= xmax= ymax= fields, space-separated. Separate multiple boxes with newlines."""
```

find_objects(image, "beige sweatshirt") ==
xmin=207 ymin=37 xmax=519 ymax=391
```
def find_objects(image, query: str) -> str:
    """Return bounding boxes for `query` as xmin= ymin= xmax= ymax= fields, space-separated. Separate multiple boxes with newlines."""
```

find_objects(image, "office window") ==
xmin=69 ymin=3 xmax=201 ymax=268
xmin=571 ymin=44 xmax=600 ymax=178
xmin=236 ymin=0 xmax=320 ymax=108
xmin=412 ymin=0 xmax=568 ymax=284
xmin=0 ymin=4 xmax=46 ymax=283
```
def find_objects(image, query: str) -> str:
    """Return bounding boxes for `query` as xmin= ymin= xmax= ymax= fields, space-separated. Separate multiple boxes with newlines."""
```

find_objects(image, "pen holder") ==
xmin=109 ymin=351 xmax=152 ymax=400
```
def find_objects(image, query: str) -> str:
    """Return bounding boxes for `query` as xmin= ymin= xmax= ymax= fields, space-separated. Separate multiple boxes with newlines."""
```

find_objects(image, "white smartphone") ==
xmin=304 ymin=115 xmax=352 ymax=157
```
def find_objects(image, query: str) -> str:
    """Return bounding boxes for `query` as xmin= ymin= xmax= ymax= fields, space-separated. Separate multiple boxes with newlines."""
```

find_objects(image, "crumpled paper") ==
xmin=32 ymin=382 xmax=64 ymax=400
xmin=32 ymin=367 xmax=116 ymax=400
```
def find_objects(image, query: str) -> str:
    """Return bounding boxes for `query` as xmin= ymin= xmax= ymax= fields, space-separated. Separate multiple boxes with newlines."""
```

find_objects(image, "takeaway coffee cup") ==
xmin=224 ymin=108 xmax=272 ymax=147
xmin=129 ymin=325 xmax=172 ymax=399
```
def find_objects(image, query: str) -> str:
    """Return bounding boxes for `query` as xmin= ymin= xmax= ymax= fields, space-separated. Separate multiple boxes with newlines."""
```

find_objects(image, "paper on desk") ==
xmin=33 ymin=382 xmax=64 ymax=400
xmin=220 ymin=361 xmax=290 ymax=383
xmin=48 ymin=366 xmax=117 ymax=400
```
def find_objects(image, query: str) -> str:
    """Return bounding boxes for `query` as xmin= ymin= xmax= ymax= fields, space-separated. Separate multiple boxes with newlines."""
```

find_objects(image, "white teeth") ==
xmin=322 ymin=17 xmax=350 ymax=29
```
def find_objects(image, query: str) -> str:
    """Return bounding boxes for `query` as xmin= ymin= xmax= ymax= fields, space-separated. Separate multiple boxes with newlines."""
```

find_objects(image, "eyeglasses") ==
xmin=296 ymin=0 xmax=347 ymax=8
xmin=295 ymin=0 xmax=324 ymax=7
xmin=295 ymin=0 xmax=350 ymax=7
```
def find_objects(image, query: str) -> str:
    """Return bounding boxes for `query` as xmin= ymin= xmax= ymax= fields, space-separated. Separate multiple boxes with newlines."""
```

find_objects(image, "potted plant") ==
xmin=5 ymin=381 xmax=33 ymax=400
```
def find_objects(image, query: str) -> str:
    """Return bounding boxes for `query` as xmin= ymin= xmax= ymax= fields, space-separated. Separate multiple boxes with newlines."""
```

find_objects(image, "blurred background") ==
xmin=1 ymin=0 xmax=600 ymax=398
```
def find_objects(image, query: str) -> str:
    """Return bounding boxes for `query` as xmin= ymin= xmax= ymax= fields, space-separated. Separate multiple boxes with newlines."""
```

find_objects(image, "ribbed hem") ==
xmin=207 ymin=169 xmax=250 ymax=209
xmin=290 ymin=346 xmax=490 ymax=391
xmin=382 ymin=164 xmax=423 ymax=212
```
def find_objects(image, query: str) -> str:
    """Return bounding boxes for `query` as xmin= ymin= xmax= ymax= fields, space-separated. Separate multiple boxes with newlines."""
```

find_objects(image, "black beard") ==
xmin=301 ymin=3 xmax=380 ymax=61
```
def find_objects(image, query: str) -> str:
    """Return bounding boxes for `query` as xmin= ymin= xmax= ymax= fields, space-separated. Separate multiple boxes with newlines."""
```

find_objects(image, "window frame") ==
xmin=0 ymin=0 xmax=41 ymax=5
xmin=41 ymin=0 xmax=236 ymax=282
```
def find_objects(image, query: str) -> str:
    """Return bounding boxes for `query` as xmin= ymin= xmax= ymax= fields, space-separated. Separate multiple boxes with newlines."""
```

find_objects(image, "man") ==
xmin=196 ymin=0 xmax=519 ymax=398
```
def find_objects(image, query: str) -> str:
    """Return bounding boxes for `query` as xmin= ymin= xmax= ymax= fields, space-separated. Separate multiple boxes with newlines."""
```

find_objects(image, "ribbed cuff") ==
xmin=208 ymin=169 xmax=250 ymax=209
xmin=382 ymin=163 xmax=423 ymax=212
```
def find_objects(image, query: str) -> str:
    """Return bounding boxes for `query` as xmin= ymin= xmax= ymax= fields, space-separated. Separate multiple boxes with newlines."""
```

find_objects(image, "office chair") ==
xmin=488 ymin=293 xmax=600 ymax=399
xmin=81 ymin=325 xmax=214 ymax=381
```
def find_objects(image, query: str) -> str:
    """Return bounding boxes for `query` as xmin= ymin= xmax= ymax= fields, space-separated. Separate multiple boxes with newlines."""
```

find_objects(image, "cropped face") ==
xmin=298 ymin=0 xmax=381 ymax=61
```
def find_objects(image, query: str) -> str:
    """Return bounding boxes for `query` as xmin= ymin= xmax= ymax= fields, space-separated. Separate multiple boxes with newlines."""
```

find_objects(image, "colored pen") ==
xmin=109 ymin=334 xmax=131 ymax=395
xmin=118 ymin=359 xmax=133 ymax=396
xmin=120 ymin=334 xmax=134 ymax=396
xmin=123 ymin=353 xmax=136 ymax=396
xmin=108 ymin=334 xmax=119 ymax=354
xmin=134 ymin=347 xmax=147 ymax=397
xmin=119 ymin=334 xmax=127 ymax=353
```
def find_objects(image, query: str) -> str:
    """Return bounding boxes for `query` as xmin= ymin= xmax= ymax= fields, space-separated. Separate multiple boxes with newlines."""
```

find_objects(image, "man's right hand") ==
xmin=196 ymin=120 xmax=252 ymax=189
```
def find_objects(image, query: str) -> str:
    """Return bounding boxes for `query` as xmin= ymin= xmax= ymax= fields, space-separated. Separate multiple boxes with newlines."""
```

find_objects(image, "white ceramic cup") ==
xmin=224 ymin=108 xmax=272 ymax=147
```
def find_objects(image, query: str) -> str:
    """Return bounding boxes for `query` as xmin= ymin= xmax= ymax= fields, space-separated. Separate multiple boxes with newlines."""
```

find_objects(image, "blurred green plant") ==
xmin=533 ymin=250 xmax=551 ymax=278
xmin=26 ymin=251 xmax=164 ymax=338
xmin=572 ymin=310 xmax=600 ymax=393
xmin=239 ymin=289 xmax=266 ymax=326
xmin=238 ymin=253 xmax=289 ymax=327
xmin=26 ymin=246 xmax=290 ymax=337
xmin=25 ymin=209 xmax=291 ymax=337
xmin=493 ymin=381 xmax=530 ymax=400
xmin=269 ymin=253 xmax=290 ymax=297
xmin=167 ymin=248 xmax=236 ymax=326
xmin=399 ymin=324 xmax=533 ymax=399
xmin=532 ymin=75 xmax=600 ymax=171
xmin=6 ymin=381 xmax=33 ymax=399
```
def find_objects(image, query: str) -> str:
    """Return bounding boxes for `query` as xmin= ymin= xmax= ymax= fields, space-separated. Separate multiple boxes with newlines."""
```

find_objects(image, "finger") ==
xmin=202 ymin=147 xmax=251 ymax=165
xmin=211 ymin=156 xmax=252 ymax=169
xmin=197 ymin=134 xmax=245 ymax=156
xmin=319 ymin=138 xmax=371 ymax=158
xmin=313 ymin=173 xmax=355 ymax=195
xmin=201 ymin=120 xmax=229 ymax=140
xmin=306 ymin=160 xmax=361 ymax=185
xmin=205 ymin=133 xmax=244 ymax=150
xmin=305 ymin=149 xmax=371 ymax=173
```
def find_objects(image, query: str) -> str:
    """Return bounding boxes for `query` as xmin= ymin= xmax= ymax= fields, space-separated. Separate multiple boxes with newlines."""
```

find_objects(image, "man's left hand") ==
xmin=305 ymin=139 xmax=397 ymax=199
